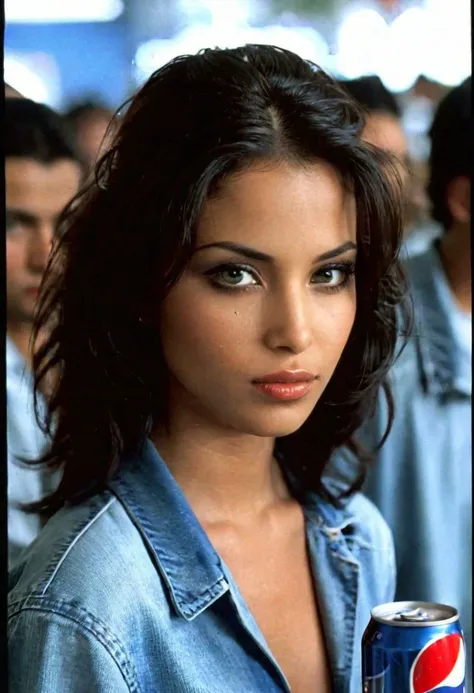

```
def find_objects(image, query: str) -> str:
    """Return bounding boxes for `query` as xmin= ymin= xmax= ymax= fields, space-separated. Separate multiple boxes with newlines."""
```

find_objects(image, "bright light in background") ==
xmin=377 ymin=7 xmax=426 ymax=93
xmin=177 ymin=0 xmax=255 ymax=27
xmin=199 ymin=0 xmax=251 ymax=27
xmin=135 ymin=25 xmax=329 ymax=82
xmin=6 ymin=0 xmax=123 ymax=23
xmin=135 ymin=0 xmax=328 ymax=81
xmin=421 ymin=0 xmax=471 ymax=86
xmin=4 ymin=54 xmax=58 ymax=105
xmin=335 ymin=2 xmax=471 ymax=91
xmin=135 ymin=0 xmax=470 ymax=91
xmin=335 ymin=9 xmax=390 ymax=80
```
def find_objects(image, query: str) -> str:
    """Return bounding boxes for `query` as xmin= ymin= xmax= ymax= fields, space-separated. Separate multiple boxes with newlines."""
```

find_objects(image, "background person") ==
xmin=339 ymin=75 xmax=437 ymax=254
xmin=6 ymin=98 xmax=83 ymax=566
xmin=352 ymin=76 xmax=472 ymax=689
xmin=9 ymin=45 xmax=408 ymax=693
xmin=64 ymin=99 xmax=116 ymax=173
xmin=339 ymin=75 xmax=408 ymax=168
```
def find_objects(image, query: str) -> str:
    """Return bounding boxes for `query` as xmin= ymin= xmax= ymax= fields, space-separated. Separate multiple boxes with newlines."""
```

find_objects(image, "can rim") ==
xmin=371 ymin=601 xmax=459 ymax=627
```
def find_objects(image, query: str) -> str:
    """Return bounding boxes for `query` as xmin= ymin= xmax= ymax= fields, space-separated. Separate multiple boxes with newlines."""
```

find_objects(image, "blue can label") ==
xmin=363 ymin=615 xmax=465 ymax=693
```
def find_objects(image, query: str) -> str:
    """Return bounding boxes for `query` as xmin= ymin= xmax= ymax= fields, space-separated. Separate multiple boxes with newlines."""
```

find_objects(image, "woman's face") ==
xmin=161 ymin=161 xmax=357 ymax=439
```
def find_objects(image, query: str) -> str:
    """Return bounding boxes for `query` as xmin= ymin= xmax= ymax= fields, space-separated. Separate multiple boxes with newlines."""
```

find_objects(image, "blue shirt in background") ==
xmin=402 ymin=219 xmax=442 ymax=259
xmin=9 ymin=440 xmax=396 ymax=693
xmin=356 ymin=244 xmax=472 ymax=689
xmin=7 ymin=337 xmax=50 ymax=567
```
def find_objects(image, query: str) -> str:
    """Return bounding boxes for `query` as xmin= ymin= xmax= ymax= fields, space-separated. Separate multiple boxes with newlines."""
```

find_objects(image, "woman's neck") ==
xmin=151 ymin=407 xmax=292 ymax=527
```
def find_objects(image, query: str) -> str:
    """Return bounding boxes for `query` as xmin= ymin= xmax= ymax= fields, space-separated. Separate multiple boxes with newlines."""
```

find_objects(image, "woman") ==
xmin=8 ymin=45 xmax=407 ymax=693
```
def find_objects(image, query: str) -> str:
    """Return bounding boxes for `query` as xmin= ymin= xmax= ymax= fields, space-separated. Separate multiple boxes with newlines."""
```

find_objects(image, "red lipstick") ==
xmin=253 ymin=370 xmax=316 ymax=402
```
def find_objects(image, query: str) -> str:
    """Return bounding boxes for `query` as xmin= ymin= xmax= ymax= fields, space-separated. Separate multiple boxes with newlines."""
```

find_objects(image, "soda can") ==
xmin=362 ymin=601 xmax=465 ymax=693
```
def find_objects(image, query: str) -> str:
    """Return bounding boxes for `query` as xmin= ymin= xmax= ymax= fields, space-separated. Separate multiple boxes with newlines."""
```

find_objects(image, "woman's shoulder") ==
xmin=8 ymin=490 xmax=162 ymax=631
xmin=8 ymin=492 xmax=149 ymax=693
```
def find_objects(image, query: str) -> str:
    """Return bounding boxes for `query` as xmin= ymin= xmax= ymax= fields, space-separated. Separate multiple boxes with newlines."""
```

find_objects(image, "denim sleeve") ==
xmin=9 ymin=608 xmax=135 ymax=693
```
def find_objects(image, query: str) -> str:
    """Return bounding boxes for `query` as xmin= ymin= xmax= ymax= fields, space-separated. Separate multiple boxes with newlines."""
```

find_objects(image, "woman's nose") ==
xmin=263 ymin=285 xmax=313 ymax=355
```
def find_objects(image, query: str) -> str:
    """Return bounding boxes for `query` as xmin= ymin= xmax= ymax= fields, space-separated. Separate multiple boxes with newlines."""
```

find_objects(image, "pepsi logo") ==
xmin=410 ymin=633 xmax=465 ymax=693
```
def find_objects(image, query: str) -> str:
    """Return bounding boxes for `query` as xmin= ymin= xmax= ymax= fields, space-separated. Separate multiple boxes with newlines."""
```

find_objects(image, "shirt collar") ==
xmin=108 ymin=439 xmax=358 ymax=621
xmin=406 ymin=244 xmax=471 ymax=397
xmin=108 ymin=440 xmax=229 ymax=621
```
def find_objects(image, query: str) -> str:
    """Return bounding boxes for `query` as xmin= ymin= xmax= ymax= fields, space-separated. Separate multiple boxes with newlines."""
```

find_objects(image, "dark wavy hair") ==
xmin=30 ymin=45 xmax=409 ymax=515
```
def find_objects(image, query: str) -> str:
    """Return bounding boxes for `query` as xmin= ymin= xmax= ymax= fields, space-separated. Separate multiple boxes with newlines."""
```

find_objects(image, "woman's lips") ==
xmin=252 ymin=370 xmax=316 ymax=401
xmin=253 ymin=381 xmax=314 ymax=401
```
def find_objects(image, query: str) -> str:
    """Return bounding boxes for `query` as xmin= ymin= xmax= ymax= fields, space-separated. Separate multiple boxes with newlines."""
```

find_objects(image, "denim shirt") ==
xmin=7 ymin=337 xmax=50 ymax=567
xmin=347 ymin=244 xmax=472 ymax=688
xmin=9 ymin=440 xmax=395 ymax=693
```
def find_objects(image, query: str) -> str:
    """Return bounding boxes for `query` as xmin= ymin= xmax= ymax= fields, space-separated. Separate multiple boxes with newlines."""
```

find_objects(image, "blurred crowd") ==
xmin=5 ymin=52 xmax=472 ymax=688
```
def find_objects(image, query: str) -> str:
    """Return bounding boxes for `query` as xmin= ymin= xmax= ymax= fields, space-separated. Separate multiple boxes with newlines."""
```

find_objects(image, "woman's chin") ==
xmin=235 ymin=408 xmax=314 ymax=439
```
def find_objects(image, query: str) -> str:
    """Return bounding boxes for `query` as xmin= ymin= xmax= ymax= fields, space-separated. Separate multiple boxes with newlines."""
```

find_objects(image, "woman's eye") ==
xmin=311 ymin=264 xmax=354 ymax=288
xmin=209 ymin=265 xmax=259 ymax=288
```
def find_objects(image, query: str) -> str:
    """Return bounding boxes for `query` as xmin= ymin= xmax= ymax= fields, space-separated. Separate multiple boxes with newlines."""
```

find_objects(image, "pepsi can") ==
xmin=362 ymin=601 xmax=465 ymax=693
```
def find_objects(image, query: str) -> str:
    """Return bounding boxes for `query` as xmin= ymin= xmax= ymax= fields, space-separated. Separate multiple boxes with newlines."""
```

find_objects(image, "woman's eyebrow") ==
xmin=317 ymin=241 xmax=357 ymax=261
xmin=194 ymin=240 xmax=357 ymax=263
xmin=194 ymin=241 xmax=272 ymax=262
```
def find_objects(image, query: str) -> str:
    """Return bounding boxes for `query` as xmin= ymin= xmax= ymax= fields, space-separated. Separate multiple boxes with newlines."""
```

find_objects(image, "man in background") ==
xmin=339 ymin=76 xmax=409 ymax=172
xmin=64 ymin=99 xmax=116 ymax=173
xmin=7 ymin=98 xmax=83 ymax=565
xmin=358 ymin=77 xmax=472 ymax=687
xmin=340 ymin=75 xmax=439 ymax=254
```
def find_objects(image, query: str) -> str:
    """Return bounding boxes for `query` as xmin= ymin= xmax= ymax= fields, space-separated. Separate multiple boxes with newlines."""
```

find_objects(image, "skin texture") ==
xmin=6 ymin=158 xmax=81 ymax=362
xmin=153 ymin=161 xmax=357 ymax=692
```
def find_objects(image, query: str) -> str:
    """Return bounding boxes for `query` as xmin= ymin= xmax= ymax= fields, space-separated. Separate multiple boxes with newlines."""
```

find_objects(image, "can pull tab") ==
xmin=394 ymin=607 xmax=431 ymax=622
